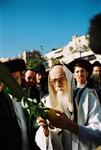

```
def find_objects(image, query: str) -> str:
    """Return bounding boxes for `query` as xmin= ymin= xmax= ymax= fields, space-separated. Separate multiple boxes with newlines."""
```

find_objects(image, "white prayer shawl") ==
xmin=48 ymin=64 xmax=74 ymax=113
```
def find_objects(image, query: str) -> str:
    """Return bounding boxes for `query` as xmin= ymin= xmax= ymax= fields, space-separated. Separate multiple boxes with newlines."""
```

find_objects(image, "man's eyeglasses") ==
xmin=50 ymin=76 xmax=67 ymax=85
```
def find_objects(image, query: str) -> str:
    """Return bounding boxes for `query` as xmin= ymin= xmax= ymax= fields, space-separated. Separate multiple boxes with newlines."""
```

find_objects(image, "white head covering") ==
xmin=48 ymin=63 xmax=75 ymax=117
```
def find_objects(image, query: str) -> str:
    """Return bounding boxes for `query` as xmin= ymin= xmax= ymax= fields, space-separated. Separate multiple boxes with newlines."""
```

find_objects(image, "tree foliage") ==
xmin=26 ymin=50 xmax=46 ymax=70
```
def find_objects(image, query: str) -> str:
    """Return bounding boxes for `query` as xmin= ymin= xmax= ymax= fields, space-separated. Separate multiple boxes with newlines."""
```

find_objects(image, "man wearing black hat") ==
xmin=0 ymin=58 xmax=39 ymax=150
xmin=67 ymin=58 xmax=93 ymax=88
xmin=92 ymin=61 xmax=101 ymax=73
xmin=67 ymin=57 xmax=101 ymax=113
xmin=88 ymin=61 xmax=101 ymax=104
xmin=3 ymin=58 xmax=27 ymax=86
xmin=35 ymin=64 xmax=48 ymax=99
xmin=24 ymin=68 xmax=40 ymax=102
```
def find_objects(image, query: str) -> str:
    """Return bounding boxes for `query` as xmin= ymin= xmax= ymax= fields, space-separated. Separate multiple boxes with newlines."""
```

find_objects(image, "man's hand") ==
xmin=37 ymin=116 xmax=50 ymax=137
xmin=48 ymin=109 xmax=79 ymax=135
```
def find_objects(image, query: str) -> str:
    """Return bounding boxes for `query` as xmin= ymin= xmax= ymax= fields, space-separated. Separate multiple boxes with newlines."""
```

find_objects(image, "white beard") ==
xmin=56 ymin=90 xmax=72 ymax=112
xmin=49 ymin=84 xmax=74 ymax=113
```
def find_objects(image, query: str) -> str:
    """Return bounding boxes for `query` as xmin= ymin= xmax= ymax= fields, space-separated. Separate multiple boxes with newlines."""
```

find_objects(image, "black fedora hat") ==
xmin=92 ymin=61 xmax=101 ymax=67
xmin=34 ymin=63 xmax=45 ymax=73
xmin=3 ymin=58 xmax=26 ymax=73
xmin=67 ymin=58 xmax=93 ymax=77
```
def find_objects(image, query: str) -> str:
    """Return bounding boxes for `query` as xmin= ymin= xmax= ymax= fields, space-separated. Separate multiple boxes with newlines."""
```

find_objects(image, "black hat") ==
xmin=92 ymin=61 xmax=101 ymax=67
xmin=3 ymin=58 xmax=26 ymax=73
xmin=34 ymin=64 xmax=45 ymax=73
xmin=67 ymin=58 xmax=93 ymax=77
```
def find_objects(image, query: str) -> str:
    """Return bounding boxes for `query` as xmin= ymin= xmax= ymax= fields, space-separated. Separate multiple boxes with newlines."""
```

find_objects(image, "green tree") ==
xmin=26 ymin=50 xmax=46 ymax=70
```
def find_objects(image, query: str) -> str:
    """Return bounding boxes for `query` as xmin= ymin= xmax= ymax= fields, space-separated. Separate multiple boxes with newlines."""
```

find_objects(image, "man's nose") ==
xmin=55 ymin=80 xmax=61 ymax=86
xmin=78 ymin=71 xmax=82 ymax=76
xmin=30 ymin=78 xmax=34 ymax=81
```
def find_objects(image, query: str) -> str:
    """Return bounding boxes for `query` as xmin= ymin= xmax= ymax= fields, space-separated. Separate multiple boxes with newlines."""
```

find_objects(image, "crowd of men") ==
xmin=0 ymin=12 xmax=101 ymax=150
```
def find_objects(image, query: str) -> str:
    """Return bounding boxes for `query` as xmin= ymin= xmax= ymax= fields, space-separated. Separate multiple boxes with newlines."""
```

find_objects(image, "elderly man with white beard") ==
xmin=35 ymin=64 xmax=101 ymax=150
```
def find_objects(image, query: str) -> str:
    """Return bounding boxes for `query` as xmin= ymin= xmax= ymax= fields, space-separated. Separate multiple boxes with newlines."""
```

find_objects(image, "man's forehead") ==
xmin=12 ymin=71 xmax=21 ymax=78
xmin=50 ymin=66 xmax=65 ymax=77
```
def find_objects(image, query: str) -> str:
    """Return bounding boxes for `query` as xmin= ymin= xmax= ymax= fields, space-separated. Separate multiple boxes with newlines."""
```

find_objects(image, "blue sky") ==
xmin=0 ymin=0 xmax=101 ymax=58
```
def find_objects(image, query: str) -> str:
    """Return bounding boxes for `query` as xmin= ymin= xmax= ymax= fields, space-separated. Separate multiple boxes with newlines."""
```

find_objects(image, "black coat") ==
xmin=0 ymin=91 xmax=22 ymax=150
xmin=0 ymin=91 xmax=40 ymax=150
